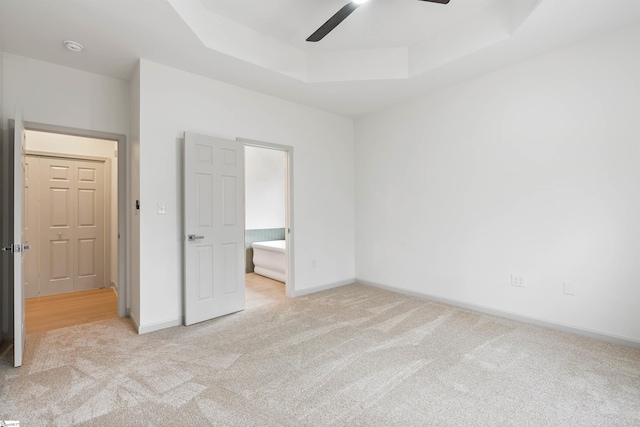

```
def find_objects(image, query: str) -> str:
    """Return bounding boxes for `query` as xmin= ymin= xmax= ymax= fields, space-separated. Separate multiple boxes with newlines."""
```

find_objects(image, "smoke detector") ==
xmin=63 ymin=40 xmax=84 ymax=52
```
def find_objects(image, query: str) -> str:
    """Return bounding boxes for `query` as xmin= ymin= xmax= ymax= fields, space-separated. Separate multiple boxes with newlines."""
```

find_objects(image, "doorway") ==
xmin=23 ymin=130 xmax=119 ymax=332
xmin=22 ymin=123 xmax=128 ymax=323
xmin=182 ymin=134 xmax=294 ymax=325
xmin=240 ymin=138 xmax=294 ymax=305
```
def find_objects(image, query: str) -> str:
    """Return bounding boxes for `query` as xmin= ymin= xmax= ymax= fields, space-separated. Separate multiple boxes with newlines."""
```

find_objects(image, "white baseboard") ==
xmin=130 ymin=279 xmax=353 ymax=333
xmin=357 ymin=278 xmax=640 ymax=349
xmin=293 ymin=278 xmax=354 ymax=297
xmin=137 ymin=317 xmax=183 ymax=335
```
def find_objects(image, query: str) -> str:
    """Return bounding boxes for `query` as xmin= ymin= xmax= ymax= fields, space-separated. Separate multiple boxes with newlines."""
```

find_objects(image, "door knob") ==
xmin=187 ymin=234 xmax=205 ymax=242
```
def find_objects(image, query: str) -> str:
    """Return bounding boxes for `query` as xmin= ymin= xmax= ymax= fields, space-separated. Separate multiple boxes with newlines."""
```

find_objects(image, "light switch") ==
xmin=157 ymin=202 xmax=166 ymax=215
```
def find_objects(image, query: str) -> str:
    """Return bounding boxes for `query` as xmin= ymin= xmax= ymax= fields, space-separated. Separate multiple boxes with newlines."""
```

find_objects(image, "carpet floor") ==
xmin=1 ymin=283 xmax=639 ymax=426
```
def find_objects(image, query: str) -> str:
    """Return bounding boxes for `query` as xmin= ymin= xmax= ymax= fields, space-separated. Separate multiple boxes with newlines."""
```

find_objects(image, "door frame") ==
xmin=26 ymin=152 xmax=112 ymax=296
xmin=237 ymin=137 xmax=295 ymax=298
xmin=23 ymin=122 xmax=128 ymax=317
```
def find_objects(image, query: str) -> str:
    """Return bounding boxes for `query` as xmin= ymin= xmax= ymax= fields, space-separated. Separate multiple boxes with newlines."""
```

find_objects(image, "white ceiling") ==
xmin=199 ymin=0 xmax=499 ymax=52
xmin=1 ymin=0 xmax=639 ymax=117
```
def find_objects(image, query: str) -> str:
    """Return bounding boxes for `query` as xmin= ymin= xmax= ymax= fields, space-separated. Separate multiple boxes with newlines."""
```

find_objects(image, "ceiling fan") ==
xmin=307 ymin=0 xmax=451 ymax=42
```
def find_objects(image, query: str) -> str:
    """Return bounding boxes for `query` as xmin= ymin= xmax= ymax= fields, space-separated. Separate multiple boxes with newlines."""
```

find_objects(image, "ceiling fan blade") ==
xmin=306 ymin=2 xmax=360 ymax=42
xmin=418 ymin=0 xmax=450 ymax=3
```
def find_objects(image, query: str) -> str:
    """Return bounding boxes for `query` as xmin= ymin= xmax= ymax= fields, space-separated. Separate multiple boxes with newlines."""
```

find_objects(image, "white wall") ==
xmin=2 ymin=54 xmax=129 ymax=135
xmin=25 ymin=131 xmax=119 ymax=291
xmin=138 ymin=59 xmax=355 ymax=329
xmin=355 ymin=24 xmax=640 ymax=343
xmin=245 ymin=146 xmax=286 ymax=230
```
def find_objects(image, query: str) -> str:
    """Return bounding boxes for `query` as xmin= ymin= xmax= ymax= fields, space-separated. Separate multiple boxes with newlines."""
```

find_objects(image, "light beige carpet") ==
xmin=1 ymin=283 xmax=640 ymax=426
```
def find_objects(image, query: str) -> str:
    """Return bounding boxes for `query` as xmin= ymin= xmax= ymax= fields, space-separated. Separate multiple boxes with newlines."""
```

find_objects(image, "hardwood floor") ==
xmin=25 ymin=288 xmax=118 ymax=335
xmin=24 ymin=275 xmax=280 ymax=335
xmin=245 ymin=272 xmax=286 ymax=308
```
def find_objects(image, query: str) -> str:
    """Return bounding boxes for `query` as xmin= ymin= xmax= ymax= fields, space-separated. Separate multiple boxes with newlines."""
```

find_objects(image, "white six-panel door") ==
xmin=10 ymin=110 xmax=27 ymax=367
xmin=184 ymin=133 xmax=245 ymax=326
xmin=24 ymin=156 xmax=40 ymax=298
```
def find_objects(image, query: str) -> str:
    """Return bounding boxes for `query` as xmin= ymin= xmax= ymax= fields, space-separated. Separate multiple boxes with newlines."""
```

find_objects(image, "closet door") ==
xmin=38 ymin=157 xmax=106 ymax=296
xmin=73 ymin=160 xmax=105 ymax=291
xmin=40 ymin=158 xmax=75 ymax=296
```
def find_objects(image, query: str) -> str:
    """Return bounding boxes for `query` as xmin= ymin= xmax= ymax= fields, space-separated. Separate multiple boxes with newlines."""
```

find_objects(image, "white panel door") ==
xmin=40 ymin=158 xmax=75 ymax=295
xmin=73 ymin=160 xmax=105 ymax=291
xmin=184 ymin=133 xmax=245 ymax=326
xmin=24 ymin=156 xmax=41 ymax=298
xmin=9 ymin=110 xmax=27 ymax=367
xmin=39 ymin=158 xmax=106 ymax=295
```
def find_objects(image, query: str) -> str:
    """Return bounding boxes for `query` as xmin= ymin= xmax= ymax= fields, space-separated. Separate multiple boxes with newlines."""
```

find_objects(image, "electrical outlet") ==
xmin=511 ymin=274 xmax=526 ymax=287
xmin=563 ymin=281 xmax=575 ymax=296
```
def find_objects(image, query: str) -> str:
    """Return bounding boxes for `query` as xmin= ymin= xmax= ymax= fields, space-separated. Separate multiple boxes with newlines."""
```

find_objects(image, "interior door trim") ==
xmin=23 ymin=121 xmax=128 ymax=318
xmin=236 ymin=137 xmax=295 ymax=298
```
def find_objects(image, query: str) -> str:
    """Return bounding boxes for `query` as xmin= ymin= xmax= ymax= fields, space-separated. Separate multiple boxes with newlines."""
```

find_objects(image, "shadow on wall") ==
xmin=245 ymin=228 xmax=285 ymax=273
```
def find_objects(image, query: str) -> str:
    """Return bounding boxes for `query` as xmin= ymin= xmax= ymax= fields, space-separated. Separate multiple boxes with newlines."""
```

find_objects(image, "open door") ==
xmin=3 ymin=110 xmax=27 ymax=367
xmin=183 ymin=132 xmax=245 ymax=326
